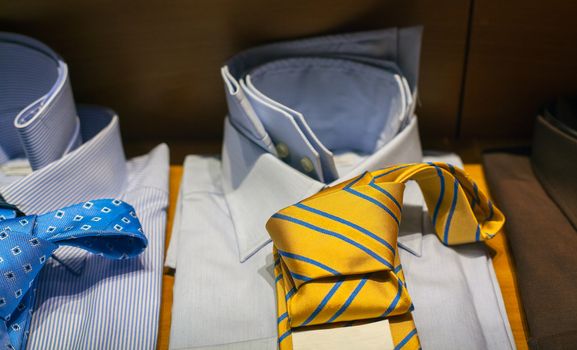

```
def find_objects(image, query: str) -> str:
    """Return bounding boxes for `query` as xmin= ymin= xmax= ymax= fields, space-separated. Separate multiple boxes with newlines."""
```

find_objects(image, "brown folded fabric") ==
xmin=483 ymin=109 xmax=577 ymax=350
xmin=484 ymin=152 xmax=577 ymax=349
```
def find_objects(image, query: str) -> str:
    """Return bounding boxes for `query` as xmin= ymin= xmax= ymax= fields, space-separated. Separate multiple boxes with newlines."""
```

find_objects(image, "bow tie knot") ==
xmin=0 ymin=199 xmax=147 ymax=350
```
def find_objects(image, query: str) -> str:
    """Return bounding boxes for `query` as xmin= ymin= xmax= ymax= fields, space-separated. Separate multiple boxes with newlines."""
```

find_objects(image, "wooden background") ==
xmin=1 ymin=0 xmax=577 ymax=162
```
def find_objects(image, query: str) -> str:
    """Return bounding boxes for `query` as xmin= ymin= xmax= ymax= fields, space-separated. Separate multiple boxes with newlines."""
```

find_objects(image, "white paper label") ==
xmin=292 ymin=319 xmax=394 ymax=350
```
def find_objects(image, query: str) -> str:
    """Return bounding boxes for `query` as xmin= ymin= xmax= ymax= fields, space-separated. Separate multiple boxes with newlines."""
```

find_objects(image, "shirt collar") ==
xmin=0 ymin=106 xmax=127 ymax=215
xmin=222 ymin=115 xmax=424 ymax=263
xmin=226 ymin=26 xmax=422 ymax=96
xmin=0 ymin=32 xmax=82 ymax=170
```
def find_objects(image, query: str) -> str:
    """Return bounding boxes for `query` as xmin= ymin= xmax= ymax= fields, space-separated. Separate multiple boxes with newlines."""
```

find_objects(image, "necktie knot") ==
xmin=267 ymin=172 xmax=411 ymax=330
xmin=266 ymin=162 xmax=505 ymax=350
xmin=0 ymin=199 xmax=24 ymax=219
xmin=0 ymin=199 xmax=147 ymax=349
xmin=269 ymin=179 xmax=405 ymax=277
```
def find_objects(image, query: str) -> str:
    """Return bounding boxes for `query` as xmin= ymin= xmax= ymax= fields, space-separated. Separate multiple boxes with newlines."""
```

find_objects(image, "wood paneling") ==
xmin=461 ymin=0 xmax=577 ymax=138
xmin=1 ymin=0 xmax=470 ymax=162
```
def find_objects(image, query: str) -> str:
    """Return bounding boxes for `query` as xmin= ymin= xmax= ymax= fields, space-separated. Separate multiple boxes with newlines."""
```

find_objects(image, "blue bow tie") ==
xmin=0 ymin=199 xmax=147 ymax=350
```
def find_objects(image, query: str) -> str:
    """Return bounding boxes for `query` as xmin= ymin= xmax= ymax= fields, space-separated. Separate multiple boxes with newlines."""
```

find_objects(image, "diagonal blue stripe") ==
xmin=344 ymin=188 xmax=400 ymax=226
xmin=374 ymin=165 xmax=411 ymax=179
xmin=295 ymin=203 xmax=395 ymax=255
xmin=443 ymin=178 xmax=459 ymax=245
xmin=380 ymin=279 xmax=404 ymax=317
xmin=429 ymin=163 xmax=445 ymax=228
xmin=470 ymin=182 xmax=480 ymax=209
xmin=278 ymin=329 xmax=292 ymax=344
xmin=326 ymin=274 xmax=371 ymax=323
xmin=394 ymin=328 xmax=418 ymax=350
xmin=275 ymin=274 xmax=283 ymax=283
xmin=487 ymin=200 xmax=494 ymax=221
xmin=277 ymin=312 xmax=288 ymax=324
xmin=447 ymin=163 xmax=456 ymax=174
xmin=272 ymin=214 xmax=393 ymax=269
xmin=475 ymin=225 xmax=481 ymax=241
xmin=343 ymin=173 xmax=365 ymax=189
xmin=278 ymin=250 xmax=340 ymax=275
xmin=290 ymin=272 xmax=312 ymax=282
xmin=299 ymin=278 xmax=345 ymax=327
xmin=285 ymin=287 xmax=296 ymax=301
xmin=368 ymin=181 xmax=402 ymax=211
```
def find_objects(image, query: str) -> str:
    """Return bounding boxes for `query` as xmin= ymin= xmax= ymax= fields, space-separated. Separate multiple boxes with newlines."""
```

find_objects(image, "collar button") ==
xmin=275 ymin=143 xmax=290 ymax=158
xmin=300 ymin=157 xmax=315 ymax=173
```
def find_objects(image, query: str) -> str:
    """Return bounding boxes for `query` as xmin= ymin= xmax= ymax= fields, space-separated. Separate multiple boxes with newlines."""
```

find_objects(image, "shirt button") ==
xmin=300 ymin=157 xmax=315 ymax=173
xmin=275 ymin=143 xmax=290 ymax=158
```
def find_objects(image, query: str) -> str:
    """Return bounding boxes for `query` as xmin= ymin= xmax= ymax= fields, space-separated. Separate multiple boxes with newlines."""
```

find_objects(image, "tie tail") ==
xmin=34 ymin=199 xmax=148 ymax=259
xmin=417 ymin=163 xmax=505 ymax=245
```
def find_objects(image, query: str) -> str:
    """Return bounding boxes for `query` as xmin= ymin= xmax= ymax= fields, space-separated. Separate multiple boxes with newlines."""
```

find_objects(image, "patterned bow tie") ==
xmin=0 ymin=199 xmax=147 ymax=350
xmin=266 ymin=162 xmax=505 ymax=349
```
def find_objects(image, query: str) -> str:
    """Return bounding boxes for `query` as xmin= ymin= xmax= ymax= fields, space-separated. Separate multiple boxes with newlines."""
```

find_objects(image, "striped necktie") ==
xmin=266 ymin=162 xmax=504 ymax=350
xmin=0 ymin=199 xmax=147 ymax=350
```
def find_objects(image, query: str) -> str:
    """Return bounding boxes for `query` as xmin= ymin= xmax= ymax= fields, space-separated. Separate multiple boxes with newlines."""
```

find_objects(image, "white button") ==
xmin=300 ymin=157 xmax=315 ymax=173
xmin=275 ymin=143 xmax=289 ymax=158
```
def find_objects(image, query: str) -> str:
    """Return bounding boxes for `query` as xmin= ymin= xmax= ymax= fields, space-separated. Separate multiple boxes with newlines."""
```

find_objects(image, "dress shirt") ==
xmin=0 ymin=33 xmax=169 ymax=349
xmin=0 ymin=33 xmax=81 ymax=170
xmin=167 ymin=125 xmax=514 ymax=350
xmin=167 ymin=28 xmax=514 ymax=349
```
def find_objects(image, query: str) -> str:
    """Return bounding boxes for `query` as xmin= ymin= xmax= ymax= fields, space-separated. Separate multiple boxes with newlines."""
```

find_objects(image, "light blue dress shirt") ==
xmin=0 ymin=33 xmax=81 ymax=170
xmin=167 ymin=28 xmax=515 ymax=349
xmin=0 ymin=33 xmax=169 ymax=349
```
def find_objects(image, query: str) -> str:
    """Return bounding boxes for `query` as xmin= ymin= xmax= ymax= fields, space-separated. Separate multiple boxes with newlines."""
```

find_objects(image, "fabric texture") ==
xmin=1 ymin=112 xmax=169 ymax=350
xmin=168 ymin=27 xmax=514 ymax=350
xmin=0 ymin=32 xmax=81 ymax=170
xmin=221 ymin=27 xmax=420 ymax=183
xmin=0 ymin=199 xmax=147 ymax=350
xmin=167 ymin=153 xmax=515 ymax=350
xmin=483 ymin=106 xmax=577 ymax=350
xmin=267 ymin=163 xmax=504 ymax=349
xmin=0 ymin=33 xmax=169 ymax=349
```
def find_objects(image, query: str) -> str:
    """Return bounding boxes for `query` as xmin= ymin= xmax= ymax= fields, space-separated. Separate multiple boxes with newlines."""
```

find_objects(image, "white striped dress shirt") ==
xmin=1 ymin=108 xmax=169 ymax=349
xmin=0 ymin=32 xmax=169 ymax=349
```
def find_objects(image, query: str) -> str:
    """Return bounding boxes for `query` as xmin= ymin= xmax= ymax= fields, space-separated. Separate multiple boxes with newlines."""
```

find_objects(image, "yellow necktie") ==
xmin=266 ymin=162 xmax=505 ymax=350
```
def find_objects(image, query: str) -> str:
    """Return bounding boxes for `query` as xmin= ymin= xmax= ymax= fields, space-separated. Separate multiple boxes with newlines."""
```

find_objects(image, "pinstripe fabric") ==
xmin=0 ymin=32 xmax=81 ymax=170
xmin=14 ymin=80 xmax=81 ymax=170
xmin=0 ymin=107 xmax=169 ymax=349
xmin=266 ymin=162 xmax=505 ymax=349
xmin=1 ymin=107 xmax=127 ymax=214
xmin=0 ymin=199 xmax=148 ymax=350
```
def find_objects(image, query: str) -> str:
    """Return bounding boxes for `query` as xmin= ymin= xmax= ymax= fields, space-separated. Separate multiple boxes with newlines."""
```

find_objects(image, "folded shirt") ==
xmin=0 ymin=32 xmax=81 ymax=170
xmin=221 ymin=29 xmax=417 ymax=183
xmin=168 ymin=150 xmax=515 ymax=350
xmin=0 ymin=33 xmax=169 ymax=349
xmin=167 ymin=27 xmax=515 ymax=350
